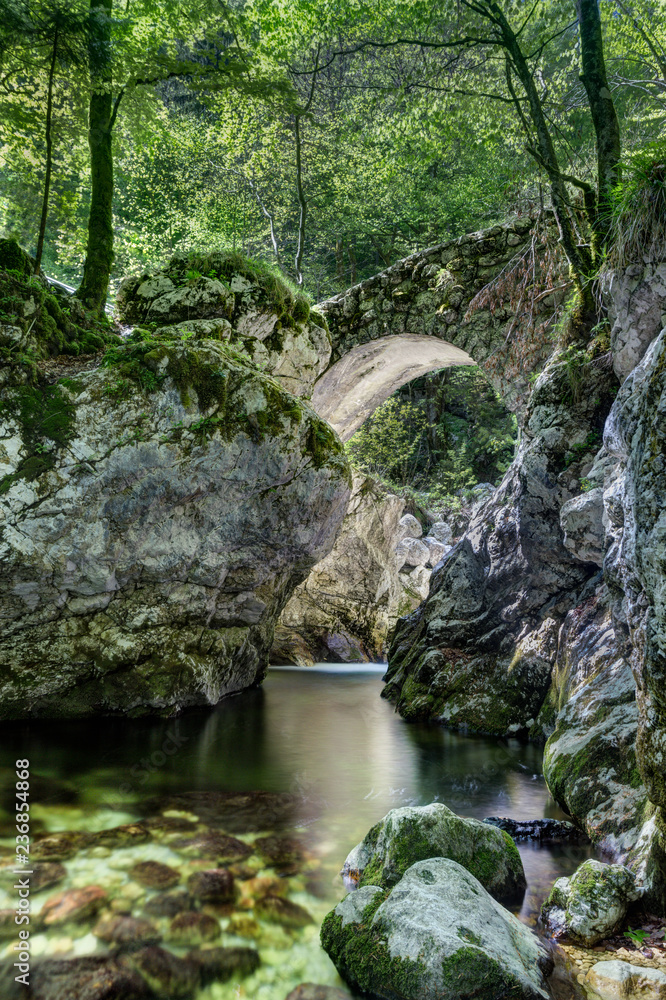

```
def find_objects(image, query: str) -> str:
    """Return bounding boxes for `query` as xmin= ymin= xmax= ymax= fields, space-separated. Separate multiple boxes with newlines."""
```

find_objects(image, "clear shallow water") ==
xmin=0 ymin=668 xmax=593 ymax=998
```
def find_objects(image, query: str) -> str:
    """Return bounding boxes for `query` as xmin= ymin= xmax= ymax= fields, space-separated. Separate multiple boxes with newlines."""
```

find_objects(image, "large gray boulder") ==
xmin=342 ymin=803 xmax=526 ymax=904
xmin=585 ymin=960 xmax=666 ymax=999
xmin=0 ymin=337 xmax=350 ymax=718
xmin=321 ymin=858 xmax=551 ymax=1000
xmin=540 ymin=859 xmax=641 ymax=946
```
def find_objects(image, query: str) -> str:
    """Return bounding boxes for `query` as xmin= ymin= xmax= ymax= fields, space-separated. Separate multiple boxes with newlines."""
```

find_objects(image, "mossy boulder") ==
xmin=342 ymin=803 xmax=526 ymax=905
xmin=0 ymin=240 xmax=119 ymax=363
xmin=321 ymin=858 xmax=550 ymax=1000
xmin=540 ymin=859 xmax=641 ymax=946
xmin=116 ymin=251 xmax=331 ymax=400
xmin=0 ymin=339 xmax=350 ymax=718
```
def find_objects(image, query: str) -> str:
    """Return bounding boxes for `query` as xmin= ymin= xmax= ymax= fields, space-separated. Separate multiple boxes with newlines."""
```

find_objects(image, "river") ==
xmin=0 ymin=667 xmax=593 ymax=998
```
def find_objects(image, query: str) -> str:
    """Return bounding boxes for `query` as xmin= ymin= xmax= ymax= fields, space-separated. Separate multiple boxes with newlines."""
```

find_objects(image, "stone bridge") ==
xmin=312 ymin=216 xmax=542 ymax=440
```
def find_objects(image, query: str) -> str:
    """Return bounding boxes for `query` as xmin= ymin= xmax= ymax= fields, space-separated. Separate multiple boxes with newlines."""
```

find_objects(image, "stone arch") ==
xmin=312 ymin=334 xmax=475 ymax=441
xmin=311 ymin=217 xmax=554 ymax=433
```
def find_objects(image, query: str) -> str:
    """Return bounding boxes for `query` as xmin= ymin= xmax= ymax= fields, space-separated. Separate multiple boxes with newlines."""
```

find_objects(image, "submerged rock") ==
xmin=122 ymin=946 xmax=200 ymax=998
xmin=187 ymin=946 xmax=261 ymax=985
xmin=254 ymin=894 xmax=314 ymax=928
xmin=187 ymin=868 xmax=236 ymax=903
xmin=342 ymin=802 xmax=526 ymax=904
xmin=130 ymin=861 xmax=181 ymax=890
xmin=94 ymin=914 xmax=162 ymax=950
xmin=31 ymin=831 xmax=91 ymax=861
xmin=28 ymin=956 xmax=151 ymax=1000
xmin=143 ymin=890 xmax=193 ymax=918
xmin=321 ymin=858 xmax=550 ymax=1000
xmin=483 ymin=817 xmax=587 ymax=843
xmin=167 ymin=911 xmax=221 ymax=946
xmin=29 ymin=862 xmax=68 ymax=893
xmin=170 ymin=830 xmax=252 ymax=863
xmin=541 ymin=859 xmax=641 ymax=946
xmin=39 ymin=885 xmax=107 ymax=927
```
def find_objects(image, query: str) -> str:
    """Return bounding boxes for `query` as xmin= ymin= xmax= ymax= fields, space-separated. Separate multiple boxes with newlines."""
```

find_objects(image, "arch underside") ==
xmin=311 ymin=334 xmax=475 ymax=441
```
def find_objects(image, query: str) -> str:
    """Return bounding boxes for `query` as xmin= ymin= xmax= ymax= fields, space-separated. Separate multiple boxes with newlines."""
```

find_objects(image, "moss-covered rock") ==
xmin=0 ymin=339 xmax=350 ymax=718
xmin=540 ymin=859 xmax=641 ymax=946
xmin=341 ymin=803 xmax=526 ymax=905
xmin=0 ymin=241 xmax=119 ymax=362
xmin=115 ymin=252 xmax=330 ymax=400
xmin=321 ymin=858 xmax=550 ymax=1000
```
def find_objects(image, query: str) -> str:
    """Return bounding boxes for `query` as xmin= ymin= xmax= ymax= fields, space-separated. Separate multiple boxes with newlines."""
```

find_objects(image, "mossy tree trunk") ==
xmin=76 ymin=0 xmax=116 ymax=316
xmin=34 ymin=26 xmax=59 ymax=273
xmin=575 ymin=0 xmax=622 ymax=254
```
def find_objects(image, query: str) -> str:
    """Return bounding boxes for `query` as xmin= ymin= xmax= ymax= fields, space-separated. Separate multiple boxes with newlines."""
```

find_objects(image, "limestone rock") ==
xmin=560 ymin=487 xmax=605 ymax=566
xmin=130 ymin=861 xmax=180 ymax=890
xmin=94 ymin=914 xmax=162 ymax=950
xmin=540 ymin=859 xmax=640 ymax=946
xmin=272 ymin=475 xmax=415 ymax=664
xmin=422 ymin=536 xmax=450 ymax=567
xmin=603 ymin=262 xmax=666 ymax=380
xmin=585 ymin=960 xmax=666 ymax=999
xmin=395 ymin=536 xmax=430 ymax=568
xmin=398 ymin=564 xmax=431 ymax=602
xmin=600 ymin=327 xmax=666 ymax=905
xmin=116 ymin=251 xmax=331 ymax=400
xmin=321 ymin=859 xmax=550 ymax=1000
xmin=428 ymin=521 xmax=453 ymax=545
xmin=541 ymin=584 xmax=648 ymax=862
xmin=0 ymin=341 xmax=350 ymax=718
xmin=342 ymin=802 xmax=526 ymax=904
xmin=397 ymin=513 xmax=423 ymax=540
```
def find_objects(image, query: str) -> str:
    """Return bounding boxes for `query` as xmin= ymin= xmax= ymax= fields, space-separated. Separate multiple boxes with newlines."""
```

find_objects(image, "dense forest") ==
xmin=1 ymin=0 xmax=664 ymax=300
xmin=2 ymin=0 xmax=664 ymax=508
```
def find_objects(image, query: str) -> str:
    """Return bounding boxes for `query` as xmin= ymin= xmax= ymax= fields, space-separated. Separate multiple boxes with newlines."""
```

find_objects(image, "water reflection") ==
xmin=0 ymin=668 xmax=593 ymax=918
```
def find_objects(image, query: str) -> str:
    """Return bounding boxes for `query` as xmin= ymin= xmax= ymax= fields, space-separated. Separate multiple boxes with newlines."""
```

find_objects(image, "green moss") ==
xmin=307 ymin=420 xmax=346 ymax=471
xmin=0 ymin=252 xmax=119 ymax=359
xmin=0 ymin=239 xmax=33 ymax=276
xmin=320 ymin=894 xmax=422 ymax=999
xmin=440 ymin=946 xmax=524 ymax=996
xmin=0 ymin=382 xmax=77 ymax=493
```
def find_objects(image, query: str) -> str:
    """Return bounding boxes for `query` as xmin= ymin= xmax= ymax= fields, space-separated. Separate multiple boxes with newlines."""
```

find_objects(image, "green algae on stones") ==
xmin=342 ymin=802 xmax=526 ymax=904
xmin=321 ymin=859 xmax=550 ymax=1000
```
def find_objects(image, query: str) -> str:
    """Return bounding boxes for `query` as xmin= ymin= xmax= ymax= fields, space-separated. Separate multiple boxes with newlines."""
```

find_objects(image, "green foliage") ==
xmin=625 ymin=927 xmax=650 ymax=948
xmin=347 ymin=366 xmax=517 ymax=504
xmin=610 ymin=142 xmax=666 ymax=268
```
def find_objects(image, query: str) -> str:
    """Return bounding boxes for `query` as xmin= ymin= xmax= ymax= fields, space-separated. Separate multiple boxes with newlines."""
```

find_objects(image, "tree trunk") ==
xmin=575 ymin=0 xmax=622 ymax=251
xmin=76 ymin=0 xmax=115 ymax=316
xmin=35 ymin=28 xmax=59 ymax=273
xmin=294 ymin=114 xmax=306 ymax=286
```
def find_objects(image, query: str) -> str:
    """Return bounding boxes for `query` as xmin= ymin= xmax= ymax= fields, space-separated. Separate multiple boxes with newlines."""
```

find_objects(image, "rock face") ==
xmin=540 ymin=859 xmax=640 ymax=946
xmin=383 ymin=350 xmax=617 ymax=733
xmin=0 ymin=259 xmax=350 ymax=718
xmin=321 ymin=859 xmax=550 ymax=1000
xmin=342 ymin=803 xmax=526 ymax=904
xmin=271 ymin=475 xmax=411 ymax=664
xmin=603 ymin=262 xmax=666 ymax=381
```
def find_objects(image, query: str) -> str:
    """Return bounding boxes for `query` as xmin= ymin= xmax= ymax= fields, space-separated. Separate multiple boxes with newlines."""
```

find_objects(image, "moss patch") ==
xmin=0 ymin=381 xmax=77 ymax=493
xmin=0 ymin=244 xmax=120 ymax=359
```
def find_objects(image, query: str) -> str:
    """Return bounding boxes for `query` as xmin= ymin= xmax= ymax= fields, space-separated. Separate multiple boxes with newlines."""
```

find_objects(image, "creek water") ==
xmin=0 ymin=667 xmax=594 ymax=998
